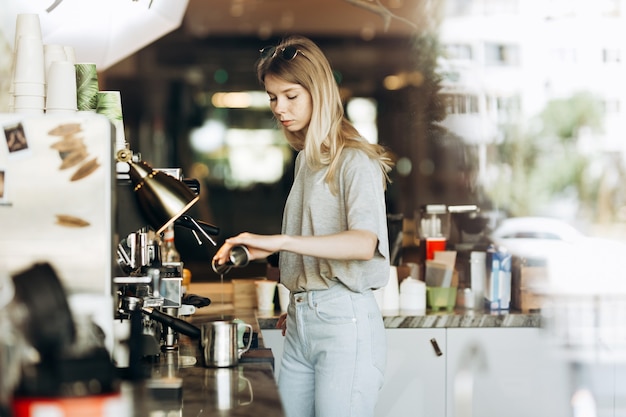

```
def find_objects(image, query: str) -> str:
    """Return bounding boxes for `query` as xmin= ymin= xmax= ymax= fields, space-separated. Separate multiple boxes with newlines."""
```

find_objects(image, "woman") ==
xmin=212 ymin=35 xmax=394 ymax=417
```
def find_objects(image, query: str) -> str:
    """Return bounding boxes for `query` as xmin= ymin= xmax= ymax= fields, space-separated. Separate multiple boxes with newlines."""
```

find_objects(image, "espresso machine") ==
xmin=112 ymin=148 xmax=219 ymax=367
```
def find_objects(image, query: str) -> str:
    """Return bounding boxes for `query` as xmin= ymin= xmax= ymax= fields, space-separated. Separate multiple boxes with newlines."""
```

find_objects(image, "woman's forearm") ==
xmin=280 ymin=229 xmax=377 ymax=260
xmin=216 ymin=229 xmax=378 ymax=264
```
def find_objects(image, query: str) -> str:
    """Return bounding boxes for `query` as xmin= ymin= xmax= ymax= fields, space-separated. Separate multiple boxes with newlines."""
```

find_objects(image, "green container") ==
xmin=427 ymin=286 xmax=457 ymax=312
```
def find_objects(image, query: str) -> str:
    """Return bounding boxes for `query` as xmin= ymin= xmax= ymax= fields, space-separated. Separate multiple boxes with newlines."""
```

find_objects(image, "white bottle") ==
xmin=162 ymin=224 xmax=181 ymax=263
xmin=400 ymin=277 xmax=426 ymax=314
xmin=382 ymin=266 xmax=400 ymax=314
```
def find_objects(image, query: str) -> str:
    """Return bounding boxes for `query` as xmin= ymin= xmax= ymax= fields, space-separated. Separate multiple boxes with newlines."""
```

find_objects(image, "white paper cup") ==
xmin=44 ymin=44 xmax=67 ymax=82
xmin=13 ymin=82 xmax=45 ymax=96
xmin=46 ymin=108 xmax=76 ymax=116
xmin=14 ymin=14 xmax=42 ymax=48
xmin=96 ymin=91 xmax=123 ymax=120
xmin=64 ymin=46 xmax=76 ymax=64
xmin=277 ymin=283 xmax=290 ymax=312
xmin=255 ymin=280 xmax=277 ymax=311
xmin=13 ymin=107 xmax=44 ymax=115
xmin=46 ymin=61 xmax=77 ymax=111
xmin=14 ymin=95 xmax=45 ymax=109
xmin=9 ymin=51 xmax=16 ymax=91
xmin=14 ymin=35 xmax=45 ymax=84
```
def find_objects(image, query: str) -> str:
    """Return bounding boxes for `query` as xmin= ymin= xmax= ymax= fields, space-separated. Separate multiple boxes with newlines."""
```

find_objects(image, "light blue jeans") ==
xmin=277 ymin=284 xmax=386 ymax=417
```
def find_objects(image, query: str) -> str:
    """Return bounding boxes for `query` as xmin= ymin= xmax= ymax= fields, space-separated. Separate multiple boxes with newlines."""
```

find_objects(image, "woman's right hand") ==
xmin=276 ymin=313 xmax=287 ymax=336
xmin=212 ymin=232 xmax=275 ymax=267
xmin=225 ymin=232 xmax=284 ymax=259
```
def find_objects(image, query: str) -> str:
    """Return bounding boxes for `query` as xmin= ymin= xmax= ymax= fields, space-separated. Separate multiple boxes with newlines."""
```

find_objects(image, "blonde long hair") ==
xmin=256 ymin=35 xmax=394 ymax=192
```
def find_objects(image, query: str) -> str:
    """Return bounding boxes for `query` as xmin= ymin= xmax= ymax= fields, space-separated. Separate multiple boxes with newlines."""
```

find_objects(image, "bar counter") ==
xmin=126 ymin=298 xmax=541 ymax=416
xmin=257 ymin=308 xmax=542 ymax=330
xmin=122 ymin=308 xmax=285 ymax=417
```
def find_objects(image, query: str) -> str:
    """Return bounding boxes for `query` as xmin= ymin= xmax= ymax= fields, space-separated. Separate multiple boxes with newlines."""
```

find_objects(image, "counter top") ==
xmin=123 ymin=309 xmax=285 ymax=417
xmin=136 ymin=355 xmax=283 ymax=417
xmin=121 ymin=305 xmax=539 ymax=415
xmin=125 ymin=288 xmax=539 ymax=415
xmin=186 ymin=283 xmax=542 ymax=330
xmin=256 ymin=309 xmax=542 ymax=330
xmin=381 ymin=311 xmax=541 ymax=328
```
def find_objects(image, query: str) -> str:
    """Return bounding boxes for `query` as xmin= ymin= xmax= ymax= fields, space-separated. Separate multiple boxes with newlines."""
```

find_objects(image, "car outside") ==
xmin=489 ymin=216 xmax=585 ymax=262
xmin=490 ymin=216 xmax=626 ymax=294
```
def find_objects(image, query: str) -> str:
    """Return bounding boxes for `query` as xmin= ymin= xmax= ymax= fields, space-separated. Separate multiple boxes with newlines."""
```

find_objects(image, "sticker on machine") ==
xmin=4 ymin=122 xmax=28 ymax=152
xmin=0 ymin=168 xmax=11 ymax=207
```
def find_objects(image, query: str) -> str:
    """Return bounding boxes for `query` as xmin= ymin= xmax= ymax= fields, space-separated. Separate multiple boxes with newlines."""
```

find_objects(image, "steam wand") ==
xmin=174 ymin=215 xmax=219 ymax=247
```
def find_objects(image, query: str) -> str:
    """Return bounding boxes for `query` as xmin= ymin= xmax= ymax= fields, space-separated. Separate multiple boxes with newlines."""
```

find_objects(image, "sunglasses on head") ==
xmin=259 ymin=45 xmax=306 ymax=61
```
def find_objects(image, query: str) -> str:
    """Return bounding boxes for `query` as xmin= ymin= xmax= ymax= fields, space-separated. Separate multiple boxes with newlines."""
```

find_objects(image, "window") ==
xmin=442 ymin=94 xmax=480 ymax=114
xmin=444 ymin=43 xmax=473 ymax=60
xmin=484 ymin=42 xmax=520 ymax=66
xmin=603 ymin=48 xmax=621 ymax=63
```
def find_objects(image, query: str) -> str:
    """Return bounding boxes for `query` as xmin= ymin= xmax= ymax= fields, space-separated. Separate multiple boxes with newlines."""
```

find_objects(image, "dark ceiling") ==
xmin=105 ymin=0 xmax=436 ymax=96
xmin=151 ymin=34 xmax=418 ymax=94
xmin=182 ymin=0 xmax=427 ymax=38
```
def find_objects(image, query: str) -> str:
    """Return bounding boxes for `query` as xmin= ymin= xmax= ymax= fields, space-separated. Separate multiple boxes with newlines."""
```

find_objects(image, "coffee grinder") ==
xmin=448 ymin=205 xmax=491 ymax=309
xmin=416 ymin=204 xmax=451 ymax=276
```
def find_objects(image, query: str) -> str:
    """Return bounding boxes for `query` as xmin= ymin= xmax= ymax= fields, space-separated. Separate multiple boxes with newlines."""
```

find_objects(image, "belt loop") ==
xmin=307 ymin=290 xmax=315 ymax=308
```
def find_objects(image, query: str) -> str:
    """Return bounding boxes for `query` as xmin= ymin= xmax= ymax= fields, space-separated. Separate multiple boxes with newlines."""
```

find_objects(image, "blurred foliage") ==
xmin=541 ymin=92 xmax=605 ymax=142
xmin=489 ymin=91 xmax=604 ymax=218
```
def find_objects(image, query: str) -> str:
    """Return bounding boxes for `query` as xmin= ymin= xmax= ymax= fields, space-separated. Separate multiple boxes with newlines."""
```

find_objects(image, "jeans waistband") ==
xmin=291 ymin=284 xmax=371 ymax=308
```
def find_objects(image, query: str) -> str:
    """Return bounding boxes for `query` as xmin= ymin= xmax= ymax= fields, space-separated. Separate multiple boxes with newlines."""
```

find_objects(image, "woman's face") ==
xmin=264 ymin=74 xmax=312 ymax=133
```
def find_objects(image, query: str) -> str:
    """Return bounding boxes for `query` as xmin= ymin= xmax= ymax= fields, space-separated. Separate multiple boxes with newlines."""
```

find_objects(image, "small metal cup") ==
xmin=212 ymin=246 xmax=250 ymax=275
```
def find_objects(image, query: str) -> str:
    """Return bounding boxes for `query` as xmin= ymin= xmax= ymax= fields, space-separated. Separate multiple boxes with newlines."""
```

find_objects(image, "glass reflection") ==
xmin=203 ymin=367 xmax=253 ymax=411
xmin=156 ymin=0 xmax=626 ymax=279
xmin=433 ymin=2 xmax=626 ymax=240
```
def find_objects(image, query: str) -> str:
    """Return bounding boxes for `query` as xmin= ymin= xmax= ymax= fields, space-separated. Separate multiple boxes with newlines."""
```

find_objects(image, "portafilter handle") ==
xmin=141 ymin=307 xmax=201 ymax=339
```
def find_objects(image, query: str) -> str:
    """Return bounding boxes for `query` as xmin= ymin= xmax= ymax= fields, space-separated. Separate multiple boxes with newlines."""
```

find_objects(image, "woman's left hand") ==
xmin=276 ymin=313 xmax=287 ymax=336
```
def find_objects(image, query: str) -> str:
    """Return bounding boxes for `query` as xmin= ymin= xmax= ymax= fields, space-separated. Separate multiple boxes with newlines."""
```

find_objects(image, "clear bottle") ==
xmin=162 ymin=223 xmax=181 ymax=263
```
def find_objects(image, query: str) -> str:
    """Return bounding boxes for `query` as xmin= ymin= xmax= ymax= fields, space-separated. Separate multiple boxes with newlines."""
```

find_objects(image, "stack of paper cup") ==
xmin=11 ymin=14 xmax=45 ymax=114
xmin=46 ymin=61 xmax=77 ymax=115
xmin=64 ymin=46 xmax=77 ymax=64
xmin=96 ymin=91 xmax=126 ymax=150
xmin=13 ymin=13 xmax=42 ymax=49
xmin=44 ymin=45 xmax=67 ymax=82
xmin=13 ymin=36 xmax=46 ymax=114
xmin=75 ymin=63 xmax=99 ymax=112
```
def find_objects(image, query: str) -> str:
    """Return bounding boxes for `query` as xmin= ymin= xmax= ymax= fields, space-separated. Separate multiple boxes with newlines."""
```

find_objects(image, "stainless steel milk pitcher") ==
xmin=201 ymin=320 xmax=253 ymax=367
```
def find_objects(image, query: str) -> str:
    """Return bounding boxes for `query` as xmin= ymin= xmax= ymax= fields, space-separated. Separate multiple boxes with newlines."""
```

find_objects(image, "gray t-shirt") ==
xmin=279 ymin=148 xmax=390 ymax=293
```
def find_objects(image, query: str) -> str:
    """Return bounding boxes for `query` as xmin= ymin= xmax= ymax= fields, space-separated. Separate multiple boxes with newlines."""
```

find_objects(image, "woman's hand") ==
xmin=212 ymin=232 xmax=284 ymax=267
xmin=212 ymin=240 xmax=237 ymax=267
xmin=276 ymin=313 xmax=287 ymax=336
xmin=226 ymin=232 xmax=286 ymax=256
